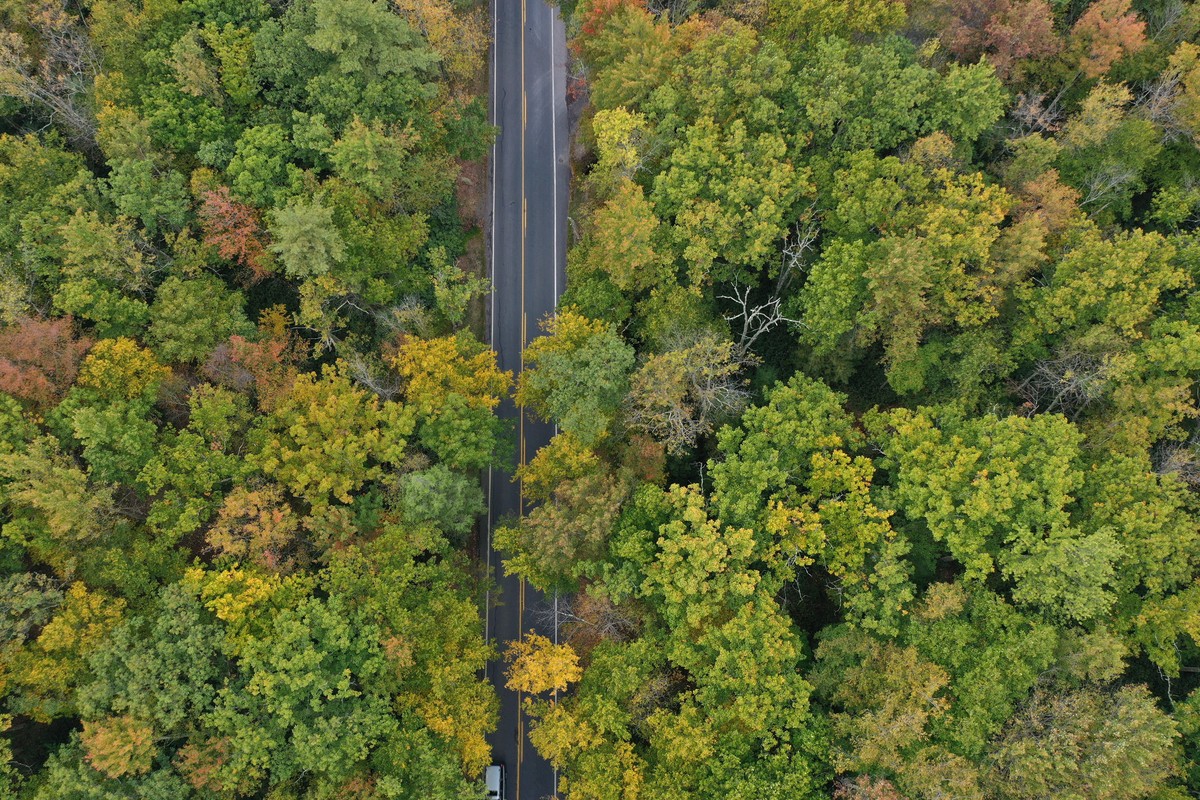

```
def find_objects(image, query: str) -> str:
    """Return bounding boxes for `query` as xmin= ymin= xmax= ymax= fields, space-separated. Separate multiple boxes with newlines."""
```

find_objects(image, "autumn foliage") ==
xmin=938 ymin=0 xmax=1060 ymax=82
xmin=1069 ymin=0 xmax=1147 ymax=79
xmin=504 ymin=633 xmax=582 ymax=697
xmin=81 ymin=716 xmax=156 ymax=778
xmin=578 ymin=0 xmax=646 ymax=42
xmin=0 ymin=317 xmax=91 ymax=408
xmin=198 ymin=187 xmax=273 ymax=280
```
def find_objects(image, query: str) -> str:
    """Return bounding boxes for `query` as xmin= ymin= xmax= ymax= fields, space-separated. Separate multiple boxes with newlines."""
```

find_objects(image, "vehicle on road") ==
xmin=485 ymin=764 xmax=505 ymax=800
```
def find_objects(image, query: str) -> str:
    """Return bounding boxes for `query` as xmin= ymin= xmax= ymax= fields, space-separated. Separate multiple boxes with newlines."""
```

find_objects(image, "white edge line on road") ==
xmin=550 ymin=13 xmax=560 ymax=799
xmin=484 ymin=0 xmax=498 ymax=650
xmin=550 ymin=2 xmax=559 ymax=309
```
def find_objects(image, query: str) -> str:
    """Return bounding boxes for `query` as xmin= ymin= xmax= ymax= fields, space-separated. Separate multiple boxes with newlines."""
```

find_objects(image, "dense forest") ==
xmin=2 ymin=0 xmax=1200 ymax=798
xmin=0 ymin=0 xmax=504 ymax=797
xmin=496 ymin=0 xmax=1200 ymax=798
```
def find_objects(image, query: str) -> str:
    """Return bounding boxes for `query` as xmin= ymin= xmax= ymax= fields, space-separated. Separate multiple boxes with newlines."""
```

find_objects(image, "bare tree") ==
xmin=0 ymin=1 xmax=100 ymax=153
xmin=1137 ymin=72 xmax=1187 ymax=142
xmin=720 ymin=282 xmax=803 ymax=362
xmin=1144 ymin=0 xmax=1192 ymax=45
xmin=775 ymin=212 xmax=820 ymax=298
xmin=645 ymin=0 xmax=697 ymax=25
xmin=625 ymin=331 xmax=752 ymax=455
xmin=343 ymin=348 xmax=402 ymax=399
xmin=1153 ymin=431 xmax=1200 ymax=489
xmin=1012 ymin=349 xmax=1113 ymax=418
xmin=531 ymin=592 xmax=638 ymax=648
xmin=1078 ymin=163 xmax=1140 ymax=213
xmin=1012 ymin=91 xmax=1066 ymax=136
xmin=1135 ymin=47 xmax=1199 ymax=146
xmin=374 ymin=296 xmax=435 ymax=338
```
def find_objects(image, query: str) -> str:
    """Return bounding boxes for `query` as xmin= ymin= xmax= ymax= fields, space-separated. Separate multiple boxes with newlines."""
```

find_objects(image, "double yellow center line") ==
xmin=516 ymin=0 xmax=528 ymax=797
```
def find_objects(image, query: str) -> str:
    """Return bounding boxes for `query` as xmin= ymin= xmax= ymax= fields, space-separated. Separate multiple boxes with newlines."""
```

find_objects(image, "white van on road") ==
xmin=485 ymin=765 xmax=505 ymax=800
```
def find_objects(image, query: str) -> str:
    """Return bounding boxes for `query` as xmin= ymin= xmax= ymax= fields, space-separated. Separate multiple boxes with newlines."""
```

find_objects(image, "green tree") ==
xmin=1055 ymin=82 xmax=1161 ymax=223
xmin=52 ymin=211 xmax=151 ymax=338
xmin=0 ymin=435 xmax=117 ymax=558
xmin=710 ymin=373 xmax=861 ymax=531
xmin=104 ymin=157 xmax=190 ymax=236
xmin=791 ymin=36 xmax=1007 ymax=158
xmin=227 ymin=124 xmax=296 ymax=207
xmin=331 ymin=116 xmax=454 ymax=211
xmin=147 ymin=275 xmax=253 ymax=364
xmin=0 ymin=134 xmax=95 ymax=320
xmin=516 ymin=312 xmax=635 ymax=447
xmin=396 ymin=464 xmax=484 ymax=537
xmin=204 ymin=593 xmax=397 ymax=789
xmin=652 ymin=117 xmax=805 ymax=285
xmin=393 ymin=333 xmax=511 ymax=470
xmin=137 ymin=385 xmax=253 ymax=539
xmin=985 ymin=685 xmax=1181 ymax=800
xmin=766 ymin=0 xmax=906 ymax=51
xmin=496 ymin=471 xmax=629 ymax=591
xmin=797 ymin=149 xmax=1019 ymax=394
xmin=70 ymin=398 xmax=159 ymax=487
xmin=252 ymin=0 xmax=439 ymax=130
xmin=248 ymin=364 xmax=413 ymax=506
xmin=867 ymin=408 xmax=1121 ymax=622
xmin=268 ymin=199 xmax=346 ymax=280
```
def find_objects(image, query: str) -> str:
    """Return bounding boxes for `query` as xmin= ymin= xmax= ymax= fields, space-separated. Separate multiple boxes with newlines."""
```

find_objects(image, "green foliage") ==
xmin=516 ymin=311 xmax=635 ymax=446
xmin=104 ymin=159 xmax=190 ymax=236
xmin=985 ymin=685 xmax=1181 ymax=800
xmin=137 ymin=385 xmax=252 ymax=539
xmin=652 ymin=117 xmax=807 ymax=284
xmin=792 ymin=36 xmax=1007 ymax=157
xmin=52 ymin=212 xmax=152 ymax=338
xmin=268 ymin=199 xmax=346 ymax=280
xmin=227 ymin=124 xmax=297 ymax=207
xmin=70 ymin=399 xmax=159 ymax=487
xmin=867 ymin=409 xmax=1124 ymax=622
xmin=253 ymin=0 xmax=439 ymax=130
xmin=4 ymin=0 xmax=1200 ymax=796
xmin=766 ymin=0 xmax=906 ymax=50
xmin=0 ymin=0 xmax=503 ymax=795
xmin=249 ymin=364 xmax=414 ymax=507
xmin=147 ymin=275 xmax=253 ymax=364
xmin=396 ymin=465 xmax=484 ymax=537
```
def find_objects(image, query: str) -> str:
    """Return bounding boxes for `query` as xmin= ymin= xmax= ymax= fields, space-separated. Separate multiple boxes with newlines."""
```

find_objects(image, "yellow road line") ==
xmin=517 ymin=1 xmax=527 ymax=797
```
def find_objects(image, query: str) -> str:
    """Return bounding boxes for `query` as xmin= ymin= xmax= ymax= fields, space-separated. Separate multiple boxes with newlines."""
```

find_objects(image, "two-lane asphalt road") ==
xmin=483 ymin=1 xmax=568 ymax=798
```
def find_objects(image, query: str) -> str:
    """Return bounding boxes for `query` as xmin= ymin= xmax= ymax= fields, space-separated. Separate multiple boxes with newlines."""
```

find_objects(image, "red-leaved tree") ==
xmin=198 ymin=187 xmax=273 ymax=281
xmin=1070 ymin=0 xmax=1147 ymax=79
xmin=0 ymin=317 xmax=92 ymax=409
xmin=939 ymin=0 xmax=1060 ymax=83
xmin=578 ymin=0 xmax=646 ymax=43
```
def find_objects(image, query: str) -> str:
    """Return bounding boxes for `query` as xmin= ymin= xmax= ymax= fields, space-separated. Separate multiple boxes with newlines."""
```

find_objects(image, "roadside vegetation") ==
xmin=3 ymin=0 xmax=1200 ymax=798
xmin=498 ymin=1 xmax=1200 ymax=798
xmin=0 ymin=1 xmax=503 ymax=797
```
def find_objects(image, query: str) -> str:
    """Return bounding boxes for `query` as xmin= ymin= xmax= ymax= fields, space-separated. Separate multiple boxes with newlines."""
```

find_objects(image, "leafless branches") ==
xmin=720 ymin=282 xmax=803 ymax=362
xmin=645 ymin=0 xmax=698 ymax=25
xmin=343 ymin=349 xmax=402 ymax=399
xmin=1144 ymin=0 xmax=1192 ymax=45
xmin=1012 ymin=91 xmax=1066 ymax=136
xmin=1134 ymin=51 xmax=1198 ymax=146
xmin=1078 ymin=163 xmax=1140 ymax=212
xmin=1154 ymin=432 xmax=1200 ymax=489
xmin=0 ymin=2 xmax=100 ymax=153
xmin=625 ymin=331 xmax=752 ymax=455
xmin=1012 ymin=350 xmax=1113 ymax=418
xmin=776 ymin=212 xmax=820 ymax=298
xmin=530 ymin=592 xmax=639 ymax=647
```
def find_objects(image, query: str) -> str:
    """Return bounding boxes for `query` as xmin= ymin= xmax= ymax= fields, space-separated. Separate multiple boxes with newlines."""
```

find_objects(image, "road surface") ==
xmin=483 ymin=1 xmax=568 ymax=799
